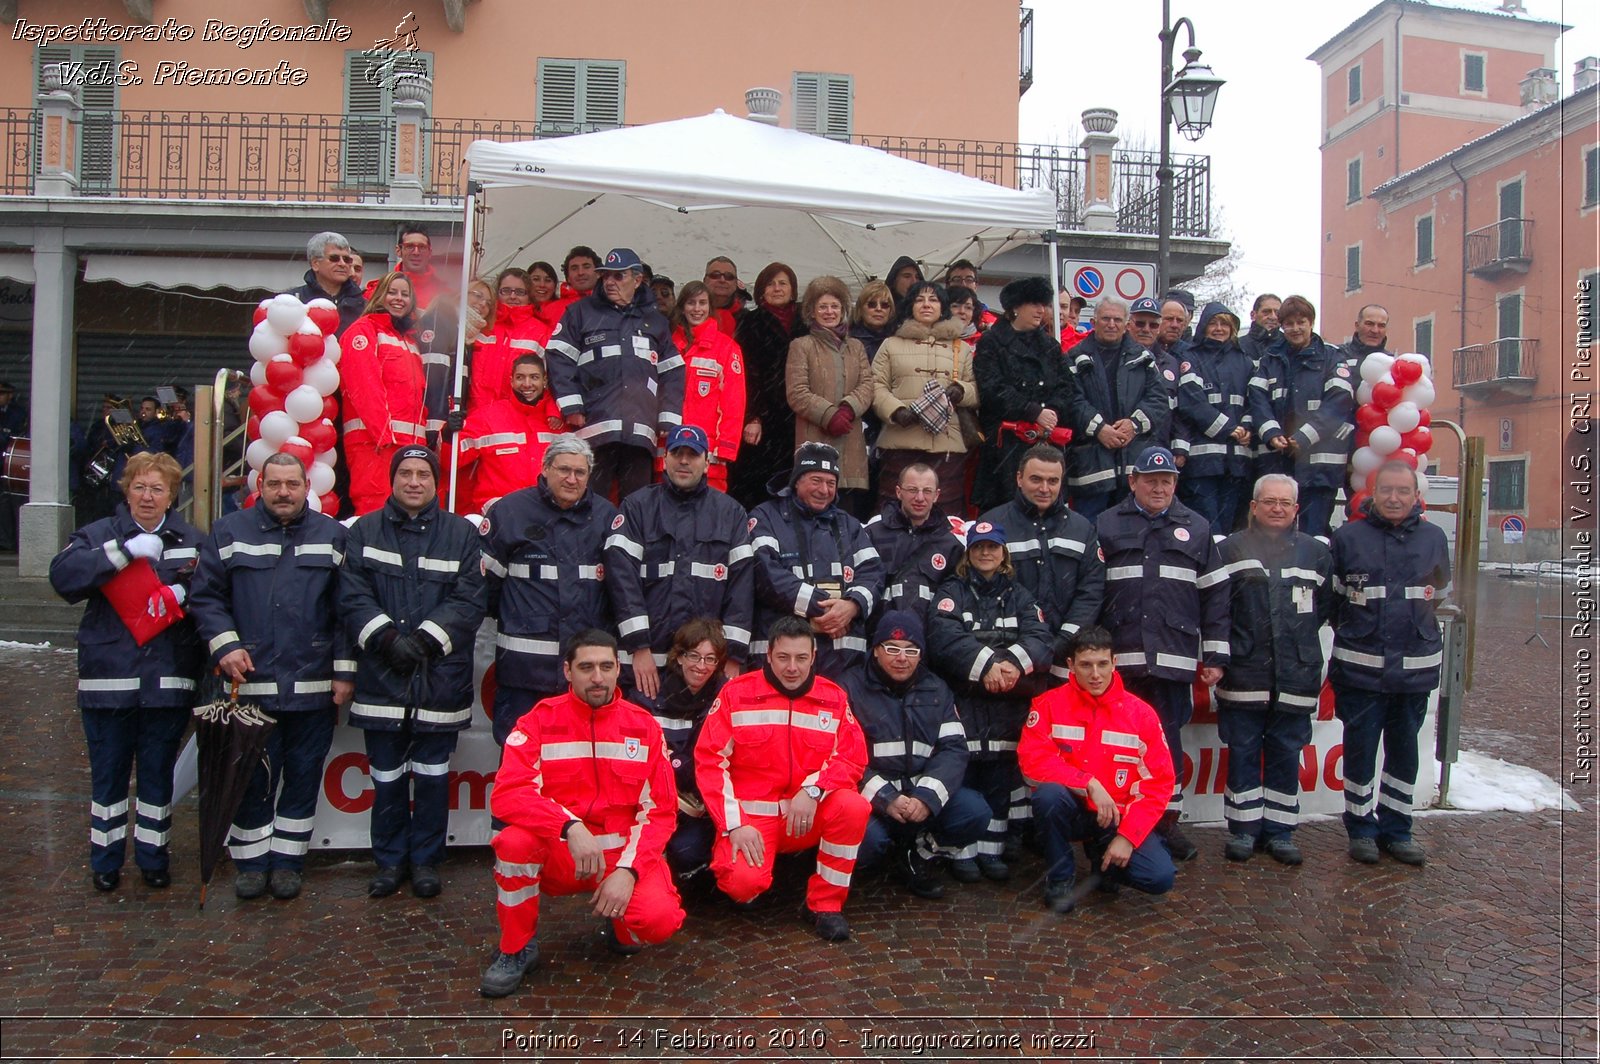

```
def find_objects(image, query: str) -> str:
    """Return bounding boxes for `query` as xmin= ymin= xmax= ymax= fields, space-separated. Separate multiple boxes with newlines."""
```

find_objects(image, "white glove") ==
xmin=169 ymin=584 xmax=186 ymax=606
xmin=125 ymin=533 xmax=164 ymax=561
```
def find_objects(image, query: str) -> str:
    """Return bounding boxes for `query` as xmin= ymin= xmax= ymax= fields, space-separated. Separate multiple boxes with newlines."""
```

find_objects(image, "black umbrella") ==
xmin=191 ymin=680 xmax=276 ymax=909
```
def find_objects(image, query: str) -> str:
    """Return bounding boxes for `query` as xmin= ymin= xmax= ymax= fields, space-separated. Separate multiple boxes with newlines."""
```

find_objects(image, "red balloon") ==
xmin=1354 ymin=428 xmax=1371 ymax=450
xmin=243 ymin=491 xmax=260 ymax=509
xmin=265 ymin=359 xmax=304 ymax=393
xmin=1391 ymin=448 xmax=1419 ymax=470
xmin=247 ymin=386 xmax=283 ymax=418
xmin=1347 ymin=489 xmax=1371 ymax=519
xmin=321 ymin=395 xmax=339 ymax=422
xmin=1391 ymin=359 xmax=1423 ymax=386
xmin=1355 ymin=403 xmax=1388 ymax=433
xmin=307 ymin=305 xmax=340 ymax=336
xmin=1365 ymin=470 xmax=1379 ymax=492
xmin=1371 ymin=380 xmax=1403 ymax=410
xmin=319 ymin=491 xmax=341 ymax=515
xmin=1401 ymin=425 xmax=1433 ymax=453
xmin=246 ymin=414 xmax=261 ymax=440
xmin=1417 ymin=408 xmax=1432 ymax=427
xmin=300 ymin=419 xmax=337 ymax=453
xmin=288 ymin=331 xmax=325 ymax=368
xmin=252 ymin=305 xmax=269 ymax=327
xmin=278 ymin=439 xmax=316 ymax=469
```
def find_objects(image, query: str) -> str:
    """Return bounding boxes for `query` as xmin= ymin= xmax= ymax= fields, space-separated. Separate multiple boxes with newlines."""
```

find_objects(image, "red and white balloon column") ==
xmin=1348 ymin=352 xmax=1435 ymax=519
xmin=244 ymin=294 xmax=342 ymax=513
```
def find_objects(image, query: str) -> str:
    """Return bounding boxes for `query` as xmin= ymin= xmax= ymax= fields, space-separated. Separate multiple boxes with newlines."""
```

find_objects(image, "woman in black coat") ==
xmin=643 ymin=619 xmax=730 ymax=878
xmin=730 ymin=262 xmax=808 ymax=508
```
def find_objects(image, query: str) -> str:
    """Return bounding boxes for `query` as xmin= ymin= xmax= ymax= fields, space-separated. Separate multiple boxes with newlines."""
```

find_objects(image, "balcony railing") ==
xmin=1019 ymin=7 xmax=1035 ymax=97
xmin=3 ymin=107 xmax=1215 ymax=236
xmin=1453 ymin=337 xmax=1538 ymax=393
xmin=1466 ymin=218 xmax=1533 ymax=276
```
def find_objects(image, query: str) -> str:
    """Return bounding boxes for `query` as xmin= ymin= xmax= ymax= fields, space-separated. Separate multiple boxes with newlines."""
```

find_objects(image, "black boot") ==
xmin=1158 ymin=810 xmax=1198 ymax=862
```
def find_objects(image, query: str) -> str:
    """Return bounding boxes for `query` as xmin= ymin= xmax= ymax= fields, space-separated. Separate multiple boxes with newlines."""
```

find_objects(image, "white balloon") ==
xmin=1397 ymin=352 xmax=1432 ymax=378
xmin=1359 ymin=353 xmax=1395 ymax=383
xmin=303 ymin=358 xmax=341 ymax=398
xmin=309 ymin=462 xmax=335 ymax=495
xmin=1387 ymin=401 xmax=1421 ymax=433
xmin=306 ymin=490 xmax=323 ymax=513
xmin=1357 ymin=381 xmax=1374 ymax=406
xmin=245 ymin=438 xmax=276 ymax=471
xmin=305 ymin=297 xmax=336 ymax=313
xmin=247 ymin=468 xmax=259 ymax=494
xmin=249 ymin=320 xmax=289 ymax=363
xmin=1415 ymin=470 xmax=1430 ymax=496
xmin=249 ymin=361 xmax=268 ymax=388
xmin=316 ymin=448 xmax=339 ymax=468
xmin=1369 ymin=425 xmax=1402 ymax=457
xmin=259 ymin=409 xmax=296 ymax=446
xmin=284 ymin=384 xmax=324 ymax=424
xmin=1403 ymin=377 xmax=1436 ymax=408
xmin=1351 ymin=445 xmax=1383 ymax=477
xmin=266 ymin=293 xmax=309 ymax=335
xmin=323 ymin=335 xmax=341 ymax=365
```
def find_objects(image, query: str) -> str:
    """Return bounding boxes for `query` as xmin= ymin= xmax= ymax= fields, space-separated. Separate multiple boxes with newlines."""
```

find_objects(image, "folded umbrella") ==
xmin=191 ymin=679 xmax=276 ymax=909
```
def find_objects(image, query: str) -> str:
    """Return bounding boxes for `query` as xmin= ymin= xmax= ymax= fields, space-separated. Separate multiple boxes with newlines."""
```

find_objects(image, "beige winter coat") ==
xmin=870 ymin=318 xmax=978 ymax=455
xmin=786 ymin=326 xmax=874 ymax=489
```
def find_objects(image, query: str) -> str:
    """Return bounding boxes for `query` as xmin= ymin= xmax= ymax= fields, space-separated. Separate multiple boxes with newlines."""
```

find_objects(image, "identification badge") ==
xmin=633 ymin=335 xmax=653 ymax=354
xmin=1293 ymin=585 xmax=1312 ymax=613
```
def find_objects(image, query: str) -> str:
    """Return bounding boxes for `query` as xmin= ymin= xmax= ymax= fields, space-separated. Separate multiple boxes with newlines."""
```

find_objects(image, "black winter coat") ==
xmin=1248 ymin=333 xmax=1355 ymax=491
xmin=730 ymin=306 xmax=808 ymax=507
xmin=1062 ymin=333 xmax=1170 ymax=497
xmin=1329 ymin=504 xmax=1450 ymax=694
xmin=545 ymin=286 xmax=683 ymax=452
xmin=979 ymin=493 xmax=1105 ymax=674
xmin=972 ymin=319 xmax=1074 ymax=510
xmin=1215 ymin=527 xmax=1333 ymax=710
xmin=927 ymin=570 xmax=1053 ymax=757
xmin=862 ymin=503 xmax=965 ymax=627
xmin=840 ymin=659 xmax=969 ymax=815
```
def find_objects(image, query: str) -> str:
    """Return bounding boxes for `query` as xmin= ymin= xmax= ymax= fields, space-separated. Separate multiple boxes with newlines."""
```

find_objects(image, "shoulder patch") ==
xmin=1163 ymin=369 xmax=1176 ymax=381
xmin=350 ymin=334 xmax=369 ymax=351
xmin=842 ymin=565 xmax=854 ymax=583
xmin=611 ymin=513 xmax=625 ymax=530
xmin=936 ymin=597 xmax=956 ymax=613
xmin=478 ymin=517 xmax=491 ymax=536
xmin=420 ymin=329 xmax=435 ymax=344
xmin=731 ymin=357 xmax=742 ymax=373
xmin=748 ymin=516 xmax=758 ymax=532
xmin=1180 ymin=361 xmax=1191 ymax=372
xmin=1336 ymin=365 xmax=1351 ymax=377
xmin=931 ymin=553 xmax=946 ymax=571
xmin=1026 ymin=709 xmax=1040 ymax=728
xmin=550 ymin=323 xmax=563 ymax=337
xmin=1173 ymin=527 xmax=1191 ymax=542
xmin=1036 ymin=605 xmax=1046 ymax=623
xmin=505 ymin=730 xmax=528 ymax=747
xmin=1097 ymin=546 xmax=1106 ymax=562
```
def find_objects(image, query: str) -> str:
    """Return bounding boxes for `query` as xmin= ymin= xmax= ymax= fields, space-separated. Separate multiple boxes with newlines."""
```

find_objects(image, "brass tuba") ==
xmin=83 ymin=402 xmax=150 ymax=488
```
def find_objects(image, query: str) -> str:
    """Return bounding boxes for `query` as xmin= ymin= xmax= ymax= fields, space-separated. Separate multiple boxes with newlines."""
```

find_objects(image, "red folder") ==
xmin=103 ymin=557 xmax=185 ymax=646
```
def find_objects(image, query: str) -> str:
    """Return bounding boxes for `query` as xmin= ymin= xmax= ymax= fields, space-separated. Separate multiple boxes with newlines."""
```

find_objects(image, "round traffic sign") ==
xmin=1115 ymin=267 xmax=1148 ymax=300
xmin=1500 ymin=515 xmax=1525 ymax=532
xmin=1072 ymin=266 xmax=1104 ymax=299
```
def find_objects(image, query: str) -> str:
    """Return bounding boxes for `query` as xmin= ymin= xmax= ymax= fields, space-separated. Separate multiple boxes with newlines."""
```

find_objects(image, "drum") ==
xmin=1 ymin=437 xmax=29 ymax=497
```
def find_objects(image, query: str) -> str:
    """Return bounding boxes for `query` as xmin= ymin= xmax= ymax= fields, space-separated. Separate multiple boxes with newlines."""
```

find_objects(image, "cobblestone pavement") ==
xmin=1 ymin=579 xmax=1594 ymax=1061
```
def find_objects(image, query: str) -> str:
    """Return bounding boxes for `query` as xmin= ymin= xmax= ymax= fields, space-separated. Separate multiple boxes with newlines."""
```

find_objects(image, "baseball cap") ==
xmin=598 ymin=247 xmax=644 ymax=273
xmin=965 ymin=520 xmax=1007 ymax=548
xmin=1130 ymin=297 xmax=1162 ymax=318
xmin=1132 ymin=446 xmax=1179 ymax=474
xmin=664 ymin=425 xmax=709 ymax=454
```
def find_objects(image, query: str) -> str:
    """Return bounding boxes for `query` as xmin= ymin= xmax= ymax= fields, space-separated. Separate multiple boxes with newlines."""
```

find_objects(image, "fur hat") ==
xmin=1000 ymin=276 xmax=1053 ymax=312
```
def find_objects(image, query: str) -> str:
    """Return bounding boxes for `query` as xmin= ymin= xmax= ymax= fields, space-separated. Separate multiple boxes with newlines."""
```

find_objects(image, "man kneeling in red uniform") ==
xmin=695 ymin=615 xmax=871 ymax=941
xmin=1019 ymin=625 xmax=1177 ymax=913
xmin=481 ymin=629 xmax=685 ymax=998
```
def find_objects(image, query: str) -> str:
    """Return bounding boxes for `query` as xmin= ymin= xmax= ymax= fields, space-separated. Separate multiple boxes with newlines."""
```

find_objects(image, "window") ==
xmin=343 ymin=49 xmax=433 ymax=186
xmin=1463 ymin=52 xmax=1486 ymax=94
xmin=35 ymin=46 xmax=119 ymax=190
xmin=1414 ymin=318 xmax=1433 ymax=358
xmin=1348 ymin=64 xmax=1362 ymax=106
xmin=1346 ymin=245 xmax=1362 ymax=291
xmin=536 ymin=59 xmax=626 ymax=135
xmin=1416 ymin=214 xmax=1434 ymax=265
xmin=1347 ymin=157 xmax=1362 ymax=204
xmin=1584 ymin=146 xmax=1599 ymax=208
xmin=793 ymin=72 xmax=854 ymax=140
xmin=1499 ymin=178 xmax=1524 ymax=258
xmin=1496 ymin=291 xmax=1523 ymax=377
xmin=1488 ymin=459 xmax=1526 ymax=510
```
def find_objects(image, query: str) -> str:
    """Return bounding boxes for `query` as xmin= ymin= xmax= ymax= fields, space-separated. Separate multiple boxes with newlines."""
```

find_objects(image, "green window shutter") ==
xmin=343 ymin=49 xmax=432 ymax=186
xmin=793 ymin=72 xmax=852 ymax=140
xmin=583 ymin=61 xmax=625 ymax=130
xmin=537 ymin=60 xmax=579 ymax=134
xmin=538 ymin=60 xmax=625 ymax=135
xmin=1416 ymin=215 xmax=1433 ymax=265
xmin=34 ymin=45 xmax=119 ymax=189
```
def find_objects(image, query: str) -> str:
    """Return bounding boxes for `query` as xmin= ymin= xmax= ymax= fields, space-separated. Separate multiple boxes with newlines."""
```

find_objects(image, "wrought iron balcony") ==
xmin=1452 ymin=337 xmax=1538 ymax=396
xmin=1019 ymin=7 xmax=1035 ymax=97
xmin=1466 ymin=218 xmax=1533 ymax=277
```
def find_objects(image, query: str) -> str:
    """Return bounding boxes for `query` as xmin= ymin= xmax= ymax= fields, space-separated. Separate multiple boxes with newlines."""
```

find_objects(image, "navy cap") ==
xmin=873 ymin=609 xmax=926 ymax=651
xmin=1130 ymin=297 xmax=1162 ymax=317
xmin=598 ymin=247 xmax=644 ymax=273
xmin=965 ymin=519 xmax=1007 ymax=548
xmin=790 ymin=441 xmax=841 ymax=488
xmin=1132 ymin=445 xmax=1179 ymax=474
xmin=664 ymin=424 xmax=710 ymax=454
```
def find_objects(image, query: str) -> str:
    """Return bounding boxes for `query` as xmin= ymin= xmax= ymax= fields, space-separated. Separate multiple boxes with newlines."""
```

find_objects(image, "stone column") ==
xmin=1080 ymin=107 xmax=1119 ymax=233
xmin=19 ymin=227 xmax=77 ymax=577
xmin=36 ymin=67 xmax=82 ymax=198
xmin=388 ymin=73 xmax=432 ymax=207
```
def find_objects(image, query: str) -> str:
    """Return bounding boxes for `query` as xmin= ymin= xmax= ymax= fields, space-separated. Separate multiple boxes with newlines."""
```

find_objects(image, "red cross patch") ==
xmin=748 ymin=517 xmax=758 ymax=532
xmin=1337 ymin=365 xmax=1351 ymax=377
xmin=712 ymin=563 xmax=727 ymax=581
xmin=611 ymin=514 xmax=625 ymax=530
xmin=842 ymin=565 xmax=854 ymax=582
xmin=594 ymin=563 xmax=605 ymax=580
xmin=1423 ymin=585 xmax=1434 ymax=600
xmin=1097 ymin=546 xmax=1106 ymax=562
xmin=350 ymin=334 xmax=369 ymax=351
xmin=1164 ymin=369 xmax=1176 ymax=381
xmin=1026 ymin=710 xmax=1040 ymax=728
xmin=421 ymin=329 xmax=435 ymax=344
xmin=937 ymin=597 xmax=955 ymax=612
xmin=1173 ymin=527 xmax=1191 ymax=542
xmin=931 ymin=553 xmax=946 ymax=571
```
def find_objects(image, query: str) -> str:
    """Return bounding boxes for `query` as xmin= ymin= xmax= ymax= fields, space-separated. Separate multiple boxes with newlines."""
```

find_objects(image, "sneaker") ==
xmin=268 ymin=869 xmax=303 ymax=900
xmin=368 ymin=865 xmax=408 ymax=898
xmin=140 ymin=868 xmax=171 ymax=889
xmin=1224 ymin=833 xmax=1256 ymax=862
xmin=93 ymin=870 xmax=120 ymax=893
xmin=411 ymin=865 xmax=441 ymax=898
xmin=801 ymin=905 xmax=851 ymax=942
xmin=1380 ymin=837 xmax=1426 ymax=866
xmin=234 ymin=870 xmax=267 ymax=900
xmin=479 ymin=942 xmax=539 ymax=998
xmin=974 ymin=855 xmax=1011 ymax=882
xmin=1348 ymin=837 xmax=1380 ymax=864
xmin=947 ymin=857 xmax=982 ymax=884
xmin=1043 ymin=880 xmax=1077 ymax=914
xmin=1263 ymin=836 xmax=1304 ymax=866
xmin=899 ymin=847 xmax=945 ymax=900
xmin=599 ymin=920 xmax=643 ymax=956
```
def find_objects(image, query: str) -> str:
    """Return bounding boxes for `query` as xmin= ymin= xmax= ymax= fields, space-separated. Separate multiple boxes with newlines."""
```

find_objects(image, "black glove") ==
xmin=446 ymin=409 xmax=466 ymax=435
xmin=382 ymin=632 xmax=429 ymax=672
xmin=944 ymin=382 xmax=964 ymax=404
xmin=890 ymin=407 xmax=918 ymax=428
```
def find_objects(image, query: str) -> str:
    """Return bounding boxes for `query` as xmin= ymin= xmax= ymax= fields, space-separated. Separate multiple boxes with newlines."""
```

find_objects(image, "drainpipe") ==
xmin=1447 ymin=155 xmax=1469 ymax=441
xmin=1393 ymin=5 xmax=1405 ymax=177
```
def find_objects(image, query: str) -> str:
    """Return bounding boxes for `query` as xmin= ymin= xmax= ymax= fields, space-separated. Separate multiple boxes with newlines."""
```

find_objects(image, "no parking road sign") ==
xmin=1072 ymin=266 xmax=1104 ymax=299
xmin=1063 ymin=260 xmax=1155 ymax=303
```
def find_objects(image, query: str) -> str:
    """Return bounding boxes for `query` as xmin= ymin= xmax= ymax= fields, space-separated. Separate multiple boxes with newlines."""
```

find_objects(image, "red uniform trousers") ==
xmin=491 ymin=822 xmax=684 ymax=954
xmin=347 ymin=441 xmax=407 ymax=515
xmin=709 ymin=790 xmax=869 ymax=913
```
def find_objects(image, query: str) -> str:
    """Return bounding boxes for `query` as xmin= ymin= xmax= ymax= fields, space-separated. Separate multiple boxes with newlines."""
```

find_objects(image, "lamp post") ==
xmin=1157 ymin=0 xmax=1225 ymax=294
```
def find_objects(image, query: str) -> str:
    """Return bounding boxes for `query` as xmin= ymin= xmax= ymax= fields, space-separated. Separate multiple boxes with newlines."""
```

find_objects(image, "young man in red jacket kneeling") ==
xmin=1019 ymin=625 xmax=1177 ymax=912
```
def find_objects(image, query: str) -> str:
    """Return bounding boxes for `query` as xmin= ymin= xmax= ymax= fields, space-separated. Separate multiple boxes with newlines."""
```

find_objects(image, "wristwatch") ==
xmin=802 ymin=785 xmax=823 ymax=800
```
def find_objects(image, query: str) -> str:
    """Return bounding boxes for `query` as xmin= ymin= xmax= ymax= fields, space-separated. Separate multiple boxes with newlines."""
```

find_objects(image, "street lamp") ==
xmin=1157 ymin=0 xmax=1224 ymax=294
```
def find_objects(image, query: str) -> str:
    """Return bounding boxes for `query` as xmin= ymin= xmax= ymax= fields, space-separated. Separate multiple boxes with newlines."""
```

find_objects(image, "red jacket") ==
xmin=673 ymin=320 xmax=747 ymax=466
xmin=492 ymin=690 xmax=678 ymax=871
xmin=470 ymin=304 xmax=552 ymax=412
xmin=338 ymin=312 xmax=426 ymax=448
xmin=1060 ymin=324 xmax=1090 ymax=352
xmin=455 ymin=392 xmax=564 ymax=512
xmin=1018 ymin=671 xmax=1174 ymax=847
xmin=694 ymin=669 xmax=867 ymax=834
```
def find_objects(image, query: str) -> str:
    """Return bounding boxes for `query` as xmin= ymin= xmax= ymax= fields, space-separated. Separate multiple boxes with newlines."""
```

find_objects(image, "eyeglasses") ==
xmin=322 ymin=254 xmax=353 ymax=264
xmin=128 ymin=483 xmax=171 ymax=496
xmin=949 ymin=276 xmax=977 ymax=286
xmin=705 ymin=271 xmax=735 ymax=281
xmin=401 ymin=241 xmax=430 ymax=251
xmin=499 ymin=286 xmax=529 ymax=297
xmin=880 ymin=645 xmax=922 ymax=659
xmin=1255 ymin=497 xmax=1297 ymax=509
xmin=1374 ymin=485 xmax=1417 ymax=497
xmin=680 ymin=652 xmax=721 ymax=667
xmin=865 ymin=300 xmax=893 ymax=310
xmin=898 ymin=487 xmax=937 ymax=497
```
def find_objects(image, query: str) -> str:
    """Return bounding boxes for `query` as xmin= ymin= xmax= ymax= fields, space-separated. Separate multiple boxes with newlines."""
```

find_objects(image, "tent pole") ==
xmin=1046 ymin=230 xmax=1063 ymax=338
xmin=447 ymin=181 xmax=480 ymax=513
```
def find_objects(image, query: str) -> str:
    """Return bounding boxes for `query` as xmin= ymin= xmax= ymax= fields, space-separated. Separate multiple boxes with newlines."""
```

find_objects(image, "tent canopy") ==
xmin=465 ymin=111 xmax=1058 ymax=287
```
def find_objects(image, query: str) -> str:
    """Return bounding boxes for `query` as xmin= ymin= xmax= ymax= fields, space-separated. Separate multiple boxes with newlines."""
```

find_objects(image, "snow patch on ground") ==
xmin=1436 ymin=749 xmax=1580 ymax=813
xmin=0 ymin=640 xmax=70 ymax=653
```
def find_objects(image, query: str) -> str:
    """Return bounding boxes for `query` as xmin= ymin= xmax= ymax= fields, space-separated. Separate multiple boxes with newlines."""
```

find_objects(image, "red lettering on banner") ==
xmin=1324 ymin=744 xmax=1345 ymax=791
xmin=450 ymin=770 xmax=494 ymax=811
xmin=1318 ymin=681 xmax=1336 ymax=721
xmin=1300 ymin=746 xmax=1319 ymax=792
xmin=324 ymin=752 xmax=374 ymax=814
xmin=480 ymin=662 xmax=497 ymax=725
xmin=1191 ymin=678 xmax=1215 ymax=725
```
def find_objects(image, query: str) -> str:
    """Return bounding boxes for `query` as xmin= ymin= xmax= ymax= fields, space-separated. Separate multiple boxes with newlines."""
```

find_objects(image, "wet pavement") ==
xmin=0 ymin=577 xmax=1594 ymax=1060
